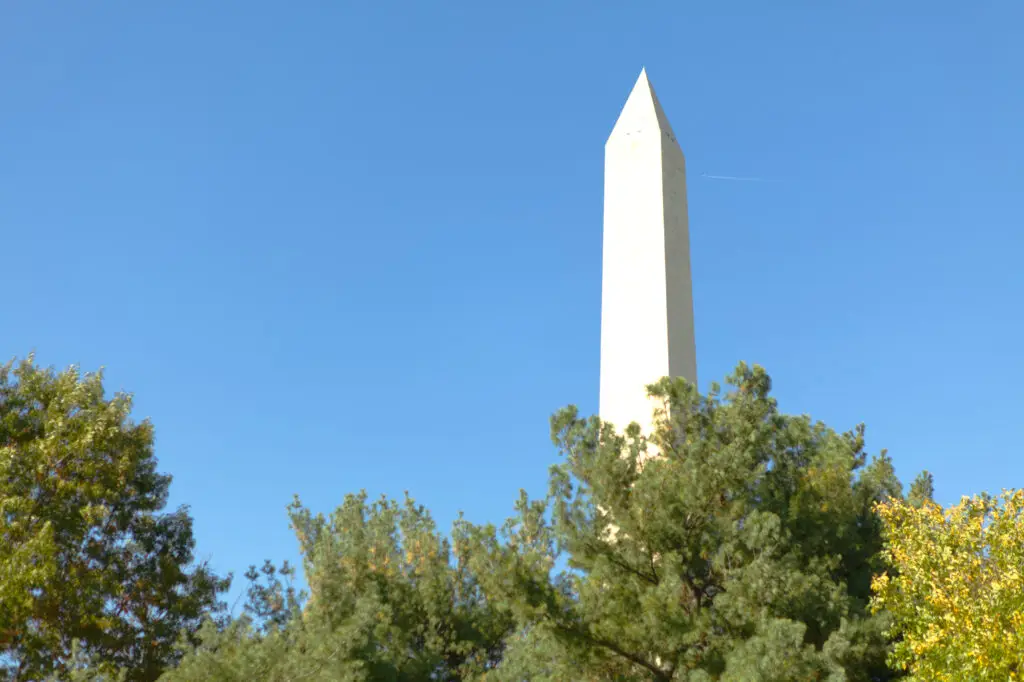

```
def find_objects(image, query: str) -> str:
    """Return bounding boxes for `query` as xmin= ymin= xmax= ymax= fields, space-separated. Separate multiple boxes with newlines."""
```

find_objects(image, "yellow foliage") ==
xmin=871 ymin=489 xmax=1024 ymax=679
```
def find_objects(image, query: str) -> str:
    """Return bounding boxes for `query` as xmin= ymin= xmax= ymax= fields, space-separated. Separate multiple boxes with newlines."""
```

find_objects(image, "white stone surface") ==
xmin=599 ymin=69 xmax=697 ymax=433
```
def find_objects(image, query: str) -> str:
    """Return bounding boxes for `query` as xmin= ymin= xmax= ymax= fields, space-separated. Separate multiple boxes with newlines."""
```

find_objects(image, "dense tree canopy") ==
xmin=460 ymin=364 xmax=909 ymax=680
xmin=163 ymin=493 xmax=514 ymax=681
xmin=872 ymin=489 xmax=1024 ymax=680
xmin=12 ymin=357 xmax=978 ymax=680
xmin=0 ymin=357 xmax=228 ymax=681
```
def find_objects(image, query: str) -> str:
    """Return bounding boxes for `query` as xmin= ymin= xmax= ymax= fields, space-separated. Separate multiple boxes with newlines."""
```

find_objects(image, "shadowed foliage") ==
xmin=459 ymin=363 xmax=911 ymax=681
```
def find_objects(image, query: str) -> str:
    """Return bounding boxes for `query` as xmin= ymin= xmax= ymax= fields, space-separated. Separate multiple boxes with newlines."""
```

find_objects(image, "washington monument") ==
xmin=599 ymin=69 xmax=697 ymax=432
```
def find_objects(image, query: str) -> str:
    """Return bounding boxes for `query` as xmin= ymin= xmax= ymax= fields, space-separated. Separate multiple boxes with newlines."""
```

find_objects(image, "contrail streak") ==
xmin=700 ymin=173 xmax=774 ymax=182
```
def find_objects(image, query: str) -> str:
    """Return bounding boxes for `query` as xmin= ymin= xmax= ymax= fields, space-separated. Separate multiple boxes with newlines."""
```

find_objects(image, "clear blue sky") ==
xmin=3 ymin=2 xmax=1022 ymax=603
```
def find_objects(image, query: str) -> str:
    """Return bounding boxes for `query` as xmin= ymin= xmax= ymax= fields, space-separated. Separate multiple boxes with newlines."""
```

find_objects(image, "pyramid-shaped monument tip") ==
xmin=608 ymin=68 xmax=675 ymax=143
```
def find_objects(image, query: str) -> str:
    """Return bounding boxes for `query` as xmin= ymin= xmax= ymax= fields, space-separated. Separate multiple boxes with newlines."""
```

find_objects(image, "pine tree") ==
xmin=461 ymin=364 xmax=908 ymax=681
xmin=164 ymin=493 xmax=513 ymax=681
xmin=906 ymin=471 xmax=935 ymax=508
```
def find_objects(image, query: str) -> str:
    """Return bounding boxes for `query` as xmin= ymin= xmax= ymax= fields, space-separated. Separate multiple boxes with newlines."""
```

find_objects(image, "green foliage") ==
xmin=240 ymin=559 xmax=304 ymax=634
xmin=11 ymin=356 xmax=925 ymax=679
xmin=42 ymin=640 xmax=128 ymax=682
xmin=164 ymin=493 xmax=513 ymax=681
xmin=0 ymin=356 xmax=229 ymax=681
xmin=460 ymin=363 xmax=907 ymax=681
xmin=906 ymin=471 xmax=935 ymax=508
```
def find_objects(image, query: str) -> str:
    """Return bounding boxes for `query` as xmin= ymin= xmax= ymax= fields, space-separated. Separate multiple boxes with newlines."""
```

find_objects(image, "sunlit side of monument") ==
xmin=599 ymin=69 xmax=697 ymax=438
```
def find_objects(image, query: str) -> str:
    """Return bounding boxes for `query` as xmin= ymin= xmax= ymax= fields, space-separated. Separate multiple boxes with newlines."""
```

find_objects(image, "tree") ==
xmin=871 ymin=489 xmax=1024 ymax=680
xmin=905 ymin=471 xmax=934 ymax=508
xmin=164 ymin=492 xmax=514 ymax=681
xmin=461 ymin=363 xmax=908 ymax=681
xmin=0 ymin=356 xmax=229 ymax=681
xmin=156 ymin=561 xmax=302 ymax=682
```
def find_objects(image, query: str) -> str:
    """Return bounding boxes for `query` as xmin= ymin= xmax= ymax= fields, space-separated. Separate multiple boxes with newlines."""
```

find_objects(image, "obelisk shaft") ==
xmin=599 ymin=69 xmax=697 ymax=433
